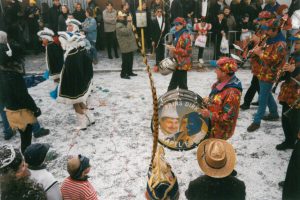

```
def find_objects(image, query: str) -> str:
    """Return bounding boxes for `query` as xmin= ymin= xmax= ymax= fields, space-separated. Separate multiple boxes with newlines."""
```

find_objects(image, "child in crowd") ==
xmin=194 ymin=17 xmax=212 ymax=64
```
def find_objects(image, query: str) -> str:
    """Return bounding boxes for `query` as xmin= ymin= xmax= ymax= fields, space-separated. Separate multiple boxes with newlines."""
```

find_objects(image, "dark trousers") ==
xmin=283 ymin=139 xmax=300 ymax=200
xmin=243 ymin=75 xmax=260 ymax=106
xmin=155 ymin=43 xmax=165 ymax=65
xmin=281 ymin=103 xmax=300 ymax=145
xmin=168 ymin=70 xmax=188 ymax=91
xmin=121 ymin=52 xmax=134 ymax=77
xmin=106 ymin=31 xmax=118 ymax=57
xmin=198 ymin=47 xmax=204 ymax=59
xmin=19 ymin=125 xmax=32 ymax=153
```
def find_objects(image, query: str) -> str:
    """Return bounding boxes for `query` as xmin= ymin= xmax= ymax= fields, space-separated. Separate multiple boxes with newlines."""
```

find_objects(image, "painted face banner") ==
xmin=153 ymin=89 xmax=209 ymax=151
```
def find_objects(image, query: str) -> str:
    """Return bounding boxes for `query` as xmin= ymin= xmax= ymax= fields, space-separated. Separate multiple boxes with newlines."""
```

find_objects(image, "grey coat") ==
xmin=116 ymin=21 xmax=138 ymax=54
xmin=103 ymin=9 xmax=117 ymax=32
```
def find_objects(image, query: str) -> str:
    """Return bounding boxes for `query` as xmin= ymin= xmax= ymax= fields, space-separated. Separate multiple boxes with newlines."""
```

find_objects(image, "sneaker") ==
xmin=128 ymin=73 xmax=138 ymax=76
xmin=247 ymin=123 xmax=260 ymax=132
xmin=278 ymin=181 xmax=285 ymax=188
xmin=276 ymin=142 xmax=295 ymax=151
xmin=240 ymin=103 xmax=250 ymax=110
xmin=262 ymin=114 xmax=279 ymax=121
xmin=199 ymin=58 xmax=204 ymax=64
xmin=251 ymin=101 xmax=259 ymax=106
xmin=34 ymin=128 xmax=50 ymax=138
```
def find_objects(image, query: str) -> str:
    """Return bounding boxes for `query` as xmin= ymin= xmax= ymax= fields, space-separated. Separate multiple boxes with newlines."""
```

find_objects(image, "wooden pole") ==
xmin=138 ymin=0 xmax=145 ymax=54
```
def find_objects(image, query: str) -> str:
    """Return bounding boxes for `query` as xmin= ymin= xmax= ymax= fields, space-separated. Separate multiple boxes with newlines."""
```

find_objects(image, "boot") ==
xmin=84 ymin=110 xmax=95 ymax=126
xmin=76 ymin=113 xmax=88 ymax=130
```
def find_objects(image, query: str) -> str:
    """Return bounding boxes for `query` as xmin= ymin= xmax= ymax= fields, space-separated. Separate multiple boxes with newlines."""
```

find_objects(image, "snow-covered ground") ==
xmin=1 ymin=55 xmax=292 ymax=199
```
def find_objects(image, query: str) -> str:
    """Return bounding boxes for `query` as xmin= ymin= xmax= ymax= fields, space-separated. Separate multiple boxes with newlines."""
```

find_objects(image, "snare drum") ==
xmin=158 ymin=57 xmax=177 ymax=76
xmin=152 ymin=89 xmax=209 ymax=151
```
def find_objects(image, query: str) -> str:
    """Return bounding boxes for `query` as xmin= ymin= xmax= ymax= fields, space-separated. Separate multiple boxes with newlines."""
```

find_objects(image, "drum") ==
xmin=152 ymin=89 xmax=209 ymax=151
xmin=158 ymin=57 xmax=177 ymax=76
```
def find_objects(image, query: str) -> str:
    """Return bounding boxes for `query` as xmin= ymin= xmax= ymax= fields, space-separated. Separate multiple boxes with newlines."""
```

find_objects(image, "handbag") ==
xmin=220 ymin=36 xmax=229 ymax=54
xmin=195 ymin=34 xmax=207 ymax=48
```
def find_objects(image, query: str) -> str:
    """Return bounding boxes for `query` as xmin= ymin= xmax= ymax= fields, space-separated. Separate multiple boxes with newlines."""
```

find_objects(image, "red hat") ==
xmin=258 ymin=11 xmax=273 ymax=20
xmin=174 ymin=17 xmax=186 ymax=26
xmin=217 ymin=57 xmax=238 ymax=74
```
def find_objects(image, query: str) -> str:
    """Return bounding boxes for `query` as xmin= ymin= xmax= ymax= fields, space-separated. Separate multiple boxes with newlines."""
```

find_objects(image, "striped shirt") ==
xmin=61 ymin=177 xmax=98 ymax=200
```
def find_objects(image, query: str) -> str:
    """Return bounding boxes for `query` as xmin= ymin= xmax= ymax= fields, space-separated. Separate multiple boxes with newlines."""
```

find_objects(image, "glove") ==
xmin=34 ymin=107 xmax=42 ymax=118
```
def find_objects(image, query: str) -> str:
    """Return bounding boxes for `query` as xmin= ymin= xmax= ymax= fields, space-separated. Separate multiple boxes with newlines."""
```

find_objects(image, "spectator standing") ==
xmin=151 ymin=7 xmax=168 ymax=68
xmin=61 ymin=154 xmax=98 ymax=200
xmin=150 ymin=0 xmax=164 ymax=20
xmin=239 ymin=13 xmax=253 ymax=41
xmin=185 ymin=139 xmax=246 ymax=200
xmin=241 ymin=0 xmax=257 ymax=23
xmin=263 ymin=0 xmax=280 ymax=14
xmin=48 ymin=0 xmax=61 ymax=34
xmin=212 ymin=10 xmax=228 ymax=59
xmin=82 ymin=8 xmax=98 ymax=64
xmin=116 ymin=11 xmax=138 ymax=79
xmin=24 ymin=0 xmax=41 ymax=54
xmin=58 ymin=5 xmax=69 ymax=32
xmin=230 ymin=0 xmax=242 ymax=24
xmin=24 ymin=143 xmax=62 ymax=200
xmin=223 ymin=6 xmax=236 ymax=31
xmin=0 ymin=145 xmax=47 ymax=200
xmin=40 ymin=3 xmax=50 ymax=28
xmin=73 ymin=3 xmax=86 ymax=23
xmin=170 ymin=0 xmax=183 ymax=24
xmin=103 ymin=2 xmax=118 ymax=59
xmin=209 ymin=0 xmax=227 ymax=22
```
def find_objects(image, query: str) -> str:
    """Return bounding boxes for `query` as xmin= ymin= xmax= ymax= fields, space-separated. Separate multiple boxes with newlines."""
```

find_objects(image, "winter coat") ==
xmin=170 ymin=0 xmax=184 ymax=23
xmin=82 ymin=17 xmax=97 ymax=42
xmin=173 ymin=28 xmax=192 ymax=71
xmin=207 ymin=75 xmax=242 ymax=140
xmin=185 ymin=175 xmax=246 ymax=200
xmin=48 ymin=4 xmax=61 ymax=33
xmin=29 ymin=169 xmax=62 ymax=200
xmin=256 ymin=32 xmax=287 ymax=83
xmin=225 ymin=14 xmax=236 ymax=31
xmin=103 ymin=9 xmax=117 ymax=33
xmin=57 ymin=13 xmax=68 ymax=32
xmin=73 ymin=9 xmax=86 ymax=23
xmin=116 ymin=20 xmax=138 ymax=54
xmin=278 ymin=54 xmax=300 ymax=109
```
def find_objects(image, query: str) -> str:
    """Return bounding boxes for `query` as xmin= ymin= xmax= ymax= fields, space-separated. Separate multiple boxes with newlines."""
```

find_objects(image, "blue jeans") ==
xmin=1 ymin=104 xmax=41 ymax=134
xmin=253 ymin=81 xmax=278 ymax=124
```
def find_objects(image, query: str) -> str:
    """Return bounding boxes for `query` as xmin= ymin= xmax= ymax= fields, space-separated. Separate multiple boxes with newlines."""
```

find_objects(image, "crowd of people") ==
xmin=0 ymin=0 xmax=299 ymax=199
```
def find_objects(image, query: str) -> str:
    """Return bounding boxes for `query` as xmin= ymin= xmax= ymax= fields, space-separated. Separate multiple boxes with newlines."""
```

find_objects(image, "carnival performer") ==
xmin=37 ymin=27 xmax=64 ymax=97
xmin=198 ymin=57 xmax=242 ymax=140
xmin=0 ymin=31 xmax=46 ymax=153
xmin=276 ymin=31 xmax=300 ymax=150
xmin=166 ymin=17 xmax=192 ymax=91
xmin=247 ymin=18 xmax=287 ymax=132
xmin=240 ymin=11 xmax=274 ymax=110
xmin=57 ymin=19 xmax=94 ymax=130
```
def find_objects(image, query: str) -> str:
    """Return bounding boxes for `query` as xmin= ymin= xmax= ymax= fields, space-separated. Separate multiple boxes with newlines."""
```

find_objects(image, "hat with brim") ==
xmin=197 ymin=138 xmax=236 ymax=178
xmin=37 ymin=28 xmax=54 ymax=41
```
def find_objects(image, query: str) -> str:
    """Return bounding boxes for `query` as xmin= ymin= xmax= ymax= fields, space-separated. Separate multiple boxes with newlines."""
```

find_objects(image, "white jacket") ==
xmin=29 ymin=169 xmax=62 ymax=200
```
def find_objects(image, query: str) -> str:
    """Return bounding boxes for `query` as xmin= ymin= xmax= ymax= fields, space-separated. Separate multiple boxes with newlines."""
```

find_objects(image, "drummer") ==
xmin=198 ymin=57 xmax=242 ymax=140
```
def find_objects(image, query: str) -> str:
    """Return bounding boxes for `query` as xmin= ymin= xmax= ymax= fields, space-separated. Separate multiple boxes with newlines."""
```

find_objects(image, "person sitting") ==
xmin=24 ymin=143 xmax=62 ymax=200
xmin=0 ymin=145 xmax=47 ymax=200
xmin=61 ymin=154 xmax=99 ymax=200
xmin=185 ymin=138 xmax=246 ymax=200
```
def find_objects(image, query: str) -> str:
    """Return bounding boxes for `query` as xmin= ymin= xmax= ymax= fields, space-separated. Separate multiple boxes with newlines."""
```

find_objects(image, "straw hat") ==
xmin=197 ymin=138 xmax=236 ymax=178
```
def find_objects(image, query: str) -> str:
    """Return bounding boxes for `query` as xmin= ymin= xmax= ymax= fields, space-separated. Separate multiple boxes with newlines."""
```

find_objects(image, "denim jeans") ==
xmin=253 ymin=81 xmax=278 ymax=124
xmin=0 ymin=104 xmax=11 ymax=134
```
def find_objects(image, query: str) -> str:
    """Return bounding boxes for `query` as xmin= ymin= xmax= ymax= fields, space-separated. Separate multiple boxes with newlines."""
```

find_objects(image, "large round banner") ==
xmin=153 ymin=89 xmax=209 ymax=151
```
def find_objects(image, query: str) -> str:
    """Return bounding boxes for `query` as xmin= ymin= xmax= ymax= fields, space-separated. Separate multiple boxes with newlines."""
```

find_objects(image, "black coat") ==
xmin=57 ymin=13 xmax=68 ymax=32
xmin=48 ymin=4 xmax=61 ymax=33
xmin=150 ymin=16 xmax=168 ymax=45
xmin=170 ymin=0 xmax=184 ymax=23
xmin=73 ymin=10 xmax=86 ymax=23
xmin=212 ymin=18 xmax=228 ymax=39
xmin=283 ymin=139 xmax=300 ymax=200
xmin=0 ymin=44 xmax=37 ymax=112
xmin=185 ymin=175 xmax=246 ymax=200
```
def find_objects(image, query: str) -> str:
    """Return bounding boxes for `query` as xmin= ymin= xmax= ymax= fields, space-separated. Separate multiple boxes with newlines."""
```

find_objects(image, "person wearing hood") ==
xmin=247 ymin=18 xmax=287 ymax=132
xmin=166 ymin=17 xmax=192 ymax=91
xmin=24 ymin=143 xmax=62 ymax=200
xmin=198 ymin=57 xmax=242 ymax=140
xmin=61 ymin=154 xmax=99 ymax=199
